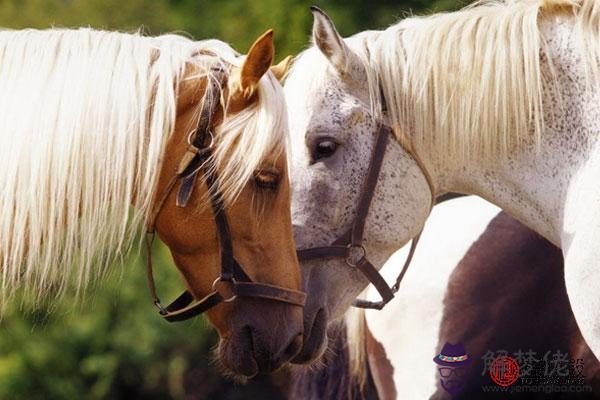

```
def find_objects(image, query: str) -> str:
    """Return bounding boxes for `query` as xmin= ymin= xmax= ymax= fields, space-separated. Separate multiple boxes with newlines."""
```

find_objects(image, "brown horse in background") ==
xmin=289 ymin=210 xmax=600 ymax=399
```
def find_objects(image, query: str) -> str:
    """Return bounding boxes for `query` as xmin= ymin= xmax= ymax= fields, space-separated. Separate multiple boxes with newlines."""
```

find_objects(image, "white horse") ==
xmin=360 ymin=197 xmax=600 ymax=399
xmin=285 ymin=0 xmax=600 ymax=367
xmin=359 ymin=196 xmax=500 ymax=399
xmin=290 ymin=196 xmax=599 ymax=399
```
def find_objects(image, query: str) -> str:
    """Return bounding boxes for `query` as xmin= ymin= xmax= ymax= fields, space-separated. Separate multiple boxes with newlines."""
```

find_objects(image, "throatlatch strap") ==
xmin=352 ymin=231 xmax=422 ymax=310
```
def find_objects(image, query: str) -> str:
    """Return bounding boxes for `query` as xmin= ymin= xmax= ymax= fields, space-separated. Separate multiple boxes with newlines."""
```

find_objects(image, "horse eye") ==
xmin=254 ymin=169 xmax=280 ymax=190
xmin=313 ymin=139 xmax=338 ymax=160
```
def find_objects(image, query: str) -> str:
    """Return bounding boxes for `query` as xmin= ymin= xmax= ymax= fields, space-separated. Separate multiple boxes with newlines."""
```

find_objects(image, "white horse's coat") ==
xmin=286 ymin=0 xmax=600 ymax=367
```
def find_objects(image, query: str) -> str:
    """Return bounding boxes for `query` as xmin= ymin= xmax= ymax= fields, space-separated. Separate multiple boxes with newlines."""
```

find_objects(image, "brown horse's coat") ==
xmin=152 ymin=31 xmax=302 ymax=376
xmin=290 ymin=211 xmax=600 ymax=398
xmin=431 ymin=212 xmax=600 ymax=399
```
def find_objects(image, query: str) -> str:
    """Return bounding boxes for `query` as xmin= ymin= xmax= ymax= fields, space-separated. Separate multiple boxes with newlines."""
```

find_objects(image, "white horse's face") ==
xmin=286 ymin=8 xmax=431 ymax=364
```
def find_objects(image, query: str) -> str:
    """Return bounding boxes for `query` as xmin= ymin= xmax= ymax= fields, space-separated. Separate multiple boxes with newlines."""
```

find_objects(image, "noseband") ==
xmin=296 ymin=124 xmax=435 ymax=310
xmin=145 ymin=67 xmax=306 ymax=322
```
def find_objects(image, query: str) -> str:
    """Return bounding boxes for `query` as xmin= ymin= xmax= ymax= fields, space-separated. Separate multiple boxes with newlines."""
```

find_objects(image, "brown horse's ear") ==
xmin=240 ymin=29 xmax=275 ymax=97
xmin=270 ymin=55 xmax=293 ymax=82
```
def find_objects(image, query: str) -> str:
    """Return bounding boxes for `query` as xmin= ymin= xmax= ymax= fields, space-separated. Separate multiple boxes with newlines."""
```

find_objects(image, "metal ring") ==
xmin=212 ymin=277 xmax=237 ymax=303
xmin=186 ymin=129 xmax=196 ymax=145
xmin=345 ymin=244 xmax=367 ymax=267
xmin=186 ymin=129 xmax=215 ymax=149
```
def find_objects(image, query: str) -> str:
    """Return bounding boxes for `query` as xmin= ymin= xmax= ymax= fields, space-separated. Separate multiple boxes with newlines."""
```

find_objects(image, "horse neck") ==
xmin=420 ymin=19 xmax=598 ymax=248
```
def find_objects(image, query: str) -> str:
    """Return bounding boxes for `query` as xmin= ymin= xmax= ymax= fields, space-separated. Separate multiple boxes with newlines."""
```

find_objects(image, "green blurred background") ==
xmin=0 ymin=0 xmax=462 ymax=399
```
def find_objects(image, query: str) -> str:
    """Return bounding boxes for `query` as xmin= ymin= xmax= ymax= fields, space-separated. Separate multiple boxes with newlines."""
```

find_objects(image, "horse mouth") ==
xmin=291 ymin=307 xmax=328 ymax=364
xmin=218 ymin=331 xmax=259 ymax=378
xmin=218 ymin=320 xmax=304 ymax=377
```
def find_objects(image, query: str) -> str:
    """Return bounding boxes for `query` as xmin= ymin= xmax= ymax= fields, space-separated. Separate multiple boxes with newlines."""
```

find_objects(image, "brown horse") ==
xmin=0 ymin=28 xmax=302 ymax=377
xmin=429 ymin=212 xmax=600 ymax=399
xmin=289 ymin=208 xmax=600 ymax=399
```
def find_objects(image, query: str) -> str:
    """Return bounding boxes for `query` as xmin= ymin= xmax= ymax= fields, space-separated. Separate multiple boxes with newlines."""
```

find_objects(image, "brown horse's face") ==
xmin=152 ymin=31 xmax=302 ymax=378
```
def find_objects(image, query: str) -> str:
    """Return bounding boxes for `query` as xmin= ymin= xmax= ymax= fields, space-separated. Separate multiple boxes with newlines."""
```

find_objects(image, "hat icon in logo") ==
xmin=433 ymin=342 xmax=472 ymax=396
xmin=433 ymin=342 xmax=473 ymax=367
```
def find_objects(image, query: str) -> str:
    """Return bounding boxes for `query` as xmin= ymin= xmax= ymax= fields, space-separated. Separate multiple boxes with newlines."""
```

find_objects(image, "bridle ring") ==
xmin=212 ymin=277 xmax=237 ymax=303
xmin=345 ymin=244 xmax=367 ymax=267
xmin=187 ymin=129 xmax=214 ymax=149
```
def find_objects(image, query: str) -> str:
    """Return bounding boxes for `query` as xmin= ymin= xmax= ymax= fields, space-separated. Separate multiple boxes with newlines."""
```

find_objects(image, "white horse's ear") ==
xmin=311 ymin=6 xmax=350 ymax=74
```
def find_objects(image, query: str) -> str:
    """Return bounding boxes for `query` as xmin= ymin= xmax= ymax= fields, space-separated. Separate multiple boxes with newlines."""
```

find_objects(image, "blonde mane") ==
xmin=0 ymin=28 xmax=287 ymax=306
xmin=312 ymin=0 xmax=600 ymax=387
xmin=367 ymin=0 xmax=600 ymax=160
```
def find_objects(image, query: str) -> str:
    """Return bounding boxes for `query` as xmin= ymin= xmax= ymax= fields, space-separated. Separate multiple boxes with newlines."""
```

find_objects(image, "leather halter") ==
xmin=296 ymin=124 xmax=435 ymax=310
xmin=145 ymin=66 xmax=306 ymax=322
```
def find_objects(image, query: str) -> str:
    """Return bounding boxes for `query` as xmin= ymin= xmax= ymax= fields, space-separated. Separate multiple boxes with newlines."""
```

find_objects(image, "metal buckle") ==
xmin=153 ymin=299 xmax=168 ymax=315
xmin=212 ymin=277 xmax=237 ymax=303
xmin=345 ymin=244 xmax=367 ymax=267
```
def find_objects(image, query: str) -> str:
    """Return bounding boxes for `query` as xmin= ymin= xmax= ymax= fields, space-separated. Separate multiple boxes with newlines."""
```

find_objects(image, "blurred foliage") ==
xmin=0 ymin=0 xmax=463 ymax=399
xmin=0 ymin=243 xmax=286 ymax=400
xmin=0 ymin=0 xmax=463 ymax=57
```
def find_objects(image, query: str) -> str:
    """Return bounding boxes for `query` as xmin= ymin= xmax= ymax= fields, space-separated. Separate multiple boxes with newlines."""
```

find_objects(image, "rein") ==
xmin=297 ymin=124 xmax=435 ymax=310
xmin=145 ymin=66 xmax=306 ymax=322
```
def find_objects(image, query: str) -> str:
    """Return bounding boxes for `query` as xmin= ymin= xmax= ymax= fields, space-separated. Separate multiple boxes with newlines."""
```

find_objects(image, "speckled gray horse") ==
xmin=285 ymin=1 xmax=600 ymax=365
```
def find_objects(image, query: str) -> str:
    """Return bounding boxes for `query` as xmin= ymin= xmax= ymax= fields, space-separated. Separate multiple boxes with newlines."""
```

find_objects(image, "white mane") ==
xmin=292 ymin=0 xmax=600 ymax=161
xmin=0 ymin=28 xmax=287 ymax=305
xmin=371 ymin=0 xmax=599 ymax=160
xmin=289 ymin=0 xmax=600 ymax=388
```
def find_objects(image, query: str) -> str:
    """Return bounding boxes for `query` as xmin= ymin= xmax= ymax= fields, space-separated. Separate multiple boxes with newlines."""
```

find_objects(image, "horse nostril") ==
xmin=283 ymin=333 xmax=303 ymax=360
xmin=244 ymin=325 xmax=256 ymax=349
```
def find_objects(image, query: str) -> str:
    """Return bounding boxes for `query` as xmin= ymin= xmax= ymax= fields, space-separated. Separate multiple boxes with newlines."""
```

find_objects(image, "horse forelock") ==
xmin=210 ymin=69 xmax=288 ymax=207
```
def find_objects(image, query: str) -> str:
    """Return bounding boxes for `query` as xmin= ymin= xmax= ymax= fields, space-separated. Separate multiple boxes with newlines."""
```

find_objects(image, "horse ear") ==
xmin=311 ymin=6 xmax=349 ymax=74
xmin=270 ymin=55 xmax=293 ymax=82
xmin=240 ymin=29 xmax=275 ymax=96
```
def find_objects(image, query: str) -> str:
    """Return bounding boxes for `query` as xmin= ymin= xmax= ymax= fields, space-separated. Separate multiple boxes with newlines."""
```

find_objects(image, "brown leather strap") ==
xmin=391 ymin=232 xmax=421 ymax=292
xmin=351 ymin=125 xmax=391 ymax=246
xmin=352 ymin=232 xmax=421 ymax=309
xmin=353 ymin=257 xmax=394 ymax=309
xmin=144 ymin=64 xmax=307 ymax=322
xmin=235 ymin=282 xmax=307 ymax=306
xmin=162 ymin=291 xmax=224 ymax=322
xmin=145 ymin=233 xmax=162 ymax=309
xmin=146 ymin=176 xmax=179 ymax=235
xmin=296 ymin=123 xmax=435 ymax=311
xmin=176 ymin=158 xmax=202 ymax=207
xmin=297 ymin=245 xmax=347 ymax=262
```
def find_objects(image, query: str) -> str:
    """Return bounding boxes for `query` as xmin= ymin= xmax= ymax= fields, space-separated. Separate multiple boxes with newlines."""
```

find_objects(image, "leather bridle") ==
xmin=145 ymin=66 xmax=306 ymax=322
xmin=296 ymin=124 xmax=435 ymax=310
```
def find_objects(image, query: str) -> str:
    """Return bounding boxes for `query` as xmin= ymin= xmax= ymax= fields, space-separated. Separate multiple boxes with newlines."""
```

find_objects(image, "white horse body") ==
xmin=286 ymin=0 xmax=600 ymax=369
xmin=431 ymin=16 xmax=600 ymax=359
xmin=363 ymin=197 xmax=500 ymax=399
